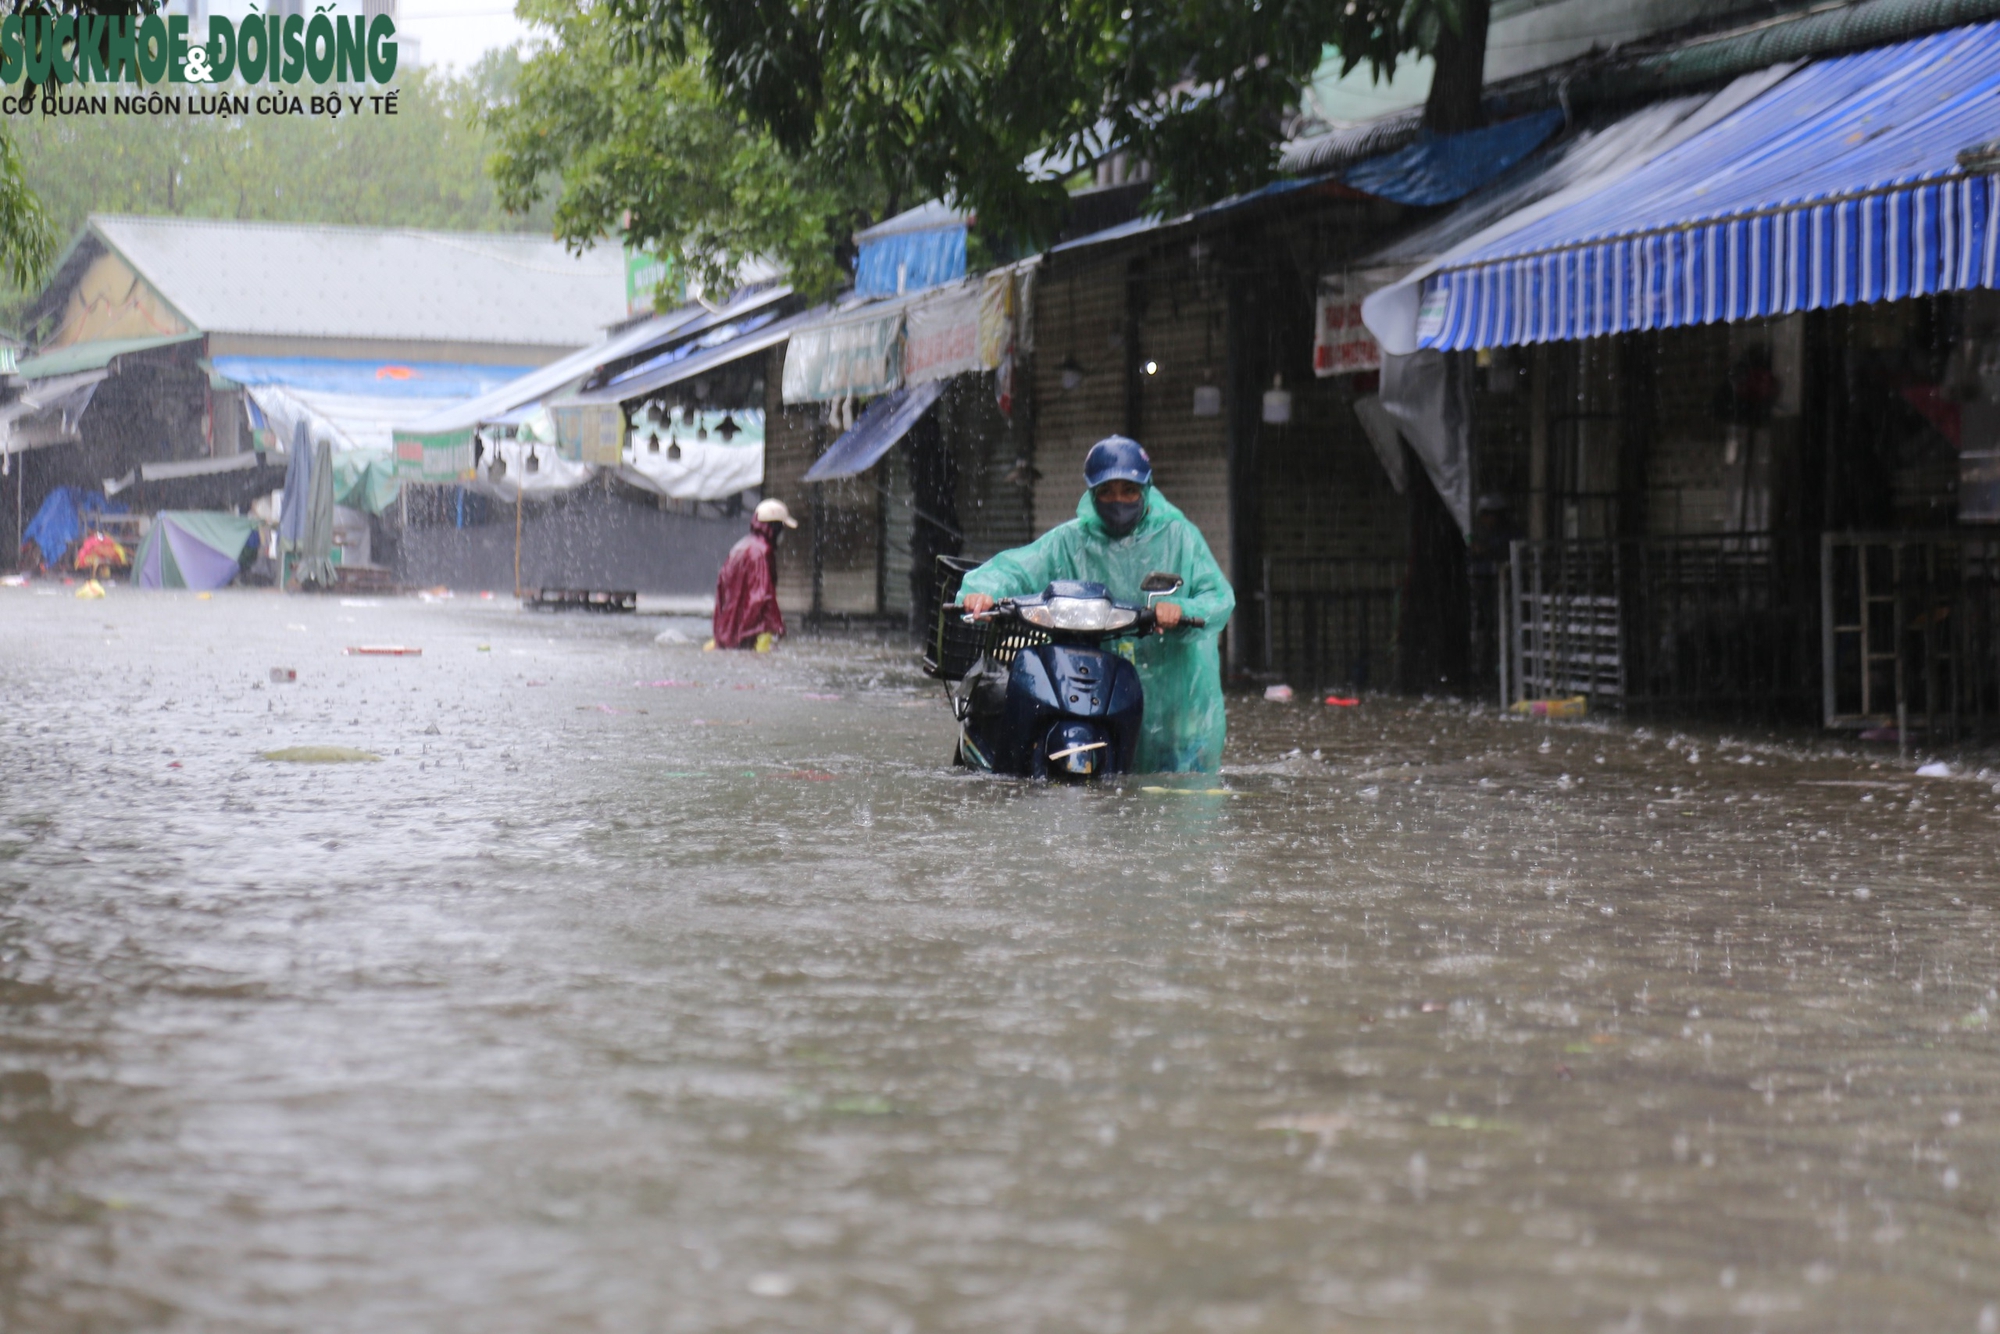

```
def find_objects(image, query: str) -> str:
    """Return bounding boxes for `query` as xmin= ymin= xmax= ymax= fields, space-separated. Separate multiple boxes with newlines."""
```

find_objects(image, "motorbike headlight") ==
xmin=1042 ymin=596 xmax=1138 ymax=632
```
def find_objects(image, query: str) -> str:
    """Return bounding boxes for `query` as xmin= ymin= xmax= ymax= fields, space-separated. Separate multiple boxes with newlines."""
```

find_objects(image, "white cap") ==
xmin=754 ymin=499 xmax=798 ymax=528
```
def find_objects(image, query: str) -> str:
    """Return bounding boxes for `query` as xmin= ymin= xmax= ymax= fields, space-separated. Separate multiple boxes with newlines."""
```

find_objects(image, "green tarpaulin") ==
xmin=334 ymin=452 xmax=403 ymax=514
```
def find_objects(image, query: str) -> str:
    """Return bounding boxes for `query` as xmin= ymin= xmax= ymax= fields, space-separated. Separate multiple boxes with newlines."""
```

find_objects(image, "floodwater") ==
xmin=1 ymin=587 xmax=1996 ymax=1334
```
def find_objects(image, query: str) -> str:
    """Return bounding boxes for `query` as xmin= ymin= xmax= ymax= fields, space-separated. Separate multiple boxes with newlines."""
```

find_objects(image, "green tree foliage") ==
xmin=606 ymin=0 xmax=1489 ymax=247
xmin=0 ymin=1 xmax=167 ymax=292
xmin=11 ymin=54 xmax=547 ymax=251
xmin=485 ymin=0 xmax=880 ymax=304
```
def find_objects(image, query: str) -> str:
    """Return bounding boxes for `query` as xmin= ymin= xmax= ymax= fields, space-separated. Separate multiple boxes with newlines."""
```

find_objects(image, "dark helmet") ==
xmin=1083 ymin=435 xmax=1153 ymax=489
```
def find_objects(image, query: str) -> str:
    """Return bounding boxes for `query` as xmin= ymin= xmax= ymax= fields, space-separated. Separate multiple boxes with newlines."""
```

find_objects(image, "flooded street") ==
xmin=1 ymin=588 xmax=1996 ymax=1333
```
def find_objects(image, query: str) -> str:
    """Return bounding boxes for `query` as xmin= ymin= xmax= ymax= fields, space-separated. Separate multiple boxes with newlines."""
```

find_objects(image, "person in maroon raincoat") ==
xmin=709 ymin=499 xmax=796 ymax=650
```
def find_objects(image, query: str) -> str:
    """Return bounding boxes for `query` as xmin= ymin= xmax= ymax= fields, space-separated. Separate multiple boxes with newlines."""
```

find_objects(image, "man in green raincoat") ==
xmin=958 ymin=435 xmax=1235 ymax=772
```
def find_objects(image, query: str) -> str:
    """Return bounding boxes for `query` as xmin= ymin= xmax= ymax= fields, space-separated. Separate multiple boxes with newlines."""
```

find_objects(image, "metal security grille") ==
xmin=1259 ymin=557 xmax=1403 ymax=693
xmin=1822 ymin=533 xmax=2000 ymax=738
xmin=1504 ymin=535 xmax=1816 ymax=717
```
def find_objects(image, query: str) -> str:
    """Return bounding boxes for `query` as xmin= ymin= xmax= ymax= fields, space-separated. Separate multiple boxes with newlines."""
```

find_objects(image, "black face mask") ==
xmin=1094 ymin=493 xmax=1146 ymax=537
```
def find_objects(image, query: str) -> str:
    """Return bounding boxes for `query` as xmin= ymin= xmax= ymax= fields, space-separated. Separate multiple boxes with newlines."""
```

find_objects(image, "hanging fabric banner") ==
xmin=1314 ymin=272 xmax=1384 ymax=376
xmin=905 ymin=283 xmax=986 ymax=384
xmin=781 ymin=309 xmax=904 ymax=403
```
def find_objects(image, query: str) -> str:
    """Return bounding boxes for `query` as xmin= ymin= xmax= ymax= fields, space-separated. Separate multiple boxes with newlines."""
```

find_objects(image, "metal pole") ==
xmin=513 ymin=482 xmax=524 ymax=598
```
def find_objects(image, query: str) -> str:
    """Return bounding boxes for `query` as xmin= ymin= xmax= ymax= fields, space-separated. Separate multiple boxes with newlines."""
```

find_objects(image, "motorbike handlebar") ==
xmin=950 ymin=602 xmax=1203 ymax=631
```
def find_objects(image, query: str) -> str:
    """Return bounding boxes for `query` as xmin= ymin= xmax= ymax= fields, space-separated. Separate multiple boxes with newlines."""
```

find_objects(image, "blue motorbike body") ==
xmin=960 ymin=641 xmax=1144 ymax=779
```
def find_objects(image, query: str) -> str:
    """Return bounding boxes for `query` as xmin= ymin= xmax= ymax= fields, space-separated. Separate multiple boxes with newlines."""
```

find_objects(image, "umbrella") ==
xmin=295 ymin=435 xmax=337 ymax=587
xmin=278 ymin=422 xmax=337 ymax=587
xmin=132 ymin=512 xmax=260 ymax=590
xmin=277 ymin=419 xmax=311 ymax=549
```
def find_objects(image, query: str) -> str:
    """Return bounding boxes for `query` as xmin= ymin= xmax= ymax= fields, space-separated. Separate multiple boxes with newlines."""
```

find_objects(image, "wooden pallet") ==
xmin=525 ymin=588 xmax=638 ymax=613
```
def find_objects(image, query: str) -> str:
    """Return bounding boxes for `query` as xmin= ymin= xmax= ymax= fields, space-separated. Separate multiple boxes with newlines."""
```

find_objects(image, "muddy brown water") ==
xmin=0 ymin=588 xmax=1995 ymax=1332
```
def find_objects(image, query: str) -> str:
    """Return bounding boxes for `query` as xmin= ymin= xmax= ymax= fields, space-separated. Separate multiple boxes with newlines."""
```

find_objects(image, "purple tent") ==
xmin=132 ymin=512 xmax=261 ymax=590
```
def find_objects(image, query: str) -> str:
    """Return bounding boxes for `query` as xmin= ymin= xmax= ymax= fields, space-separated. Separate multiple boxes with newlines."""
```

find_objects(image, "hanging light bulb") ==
xmin=648 ymin=431 xmax=661 ymax=454
xmin=716 ymin=413 xmax=739 ymax=442
xmin=681 ymin=404 xmax=696 ymax=426
xmin=1262 ymin=372 xmax=1293 ymax=425
xmin=667 ymin=440 xmax=682 ymax=461
xmin=696 ymin=423 xmax=709 ymax=442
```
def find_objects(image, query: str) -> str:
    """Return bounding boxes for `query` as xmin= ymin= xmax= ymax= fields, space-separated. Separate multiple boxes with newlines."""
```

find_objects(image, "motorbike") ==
xmin=926 ymin=570 xmax=1204 ymax=780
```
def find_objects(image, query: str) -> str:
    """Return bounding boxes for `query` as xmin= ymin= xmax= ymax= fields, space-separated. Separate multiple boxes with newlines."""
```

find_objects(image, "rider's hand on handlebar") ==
xmin=962 ymin=593 xmax=996 ymax=614
xmin=1154 ymin=601 xmax=1182 ymax=630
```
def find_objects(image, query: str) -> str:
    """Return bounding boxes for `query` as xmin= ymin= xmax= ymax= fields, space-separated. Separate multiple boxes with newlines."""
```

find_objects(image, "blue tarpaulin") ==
xmin=211 ymin=357 xmax=534 ymax=399
xmin=1341 ymin=110 xmax=1566 ymax=207
xmin=1413 ymin=22 xmax=2000 ymax=350
xmin=803 ymin=381 xmax=947 ymax=481
xmin=854 ymin=227 xmax=968 ymax=299
xmin=22 ymin=486 xmax=126 ymax=567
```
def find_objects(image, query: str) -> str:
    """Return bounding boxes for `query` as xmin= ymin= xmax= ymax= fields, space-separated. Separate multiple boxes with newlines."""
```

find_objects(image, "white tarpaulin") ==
xmin=619 ymin=408 xmax=765 ymax=501
xmin=462 ymin=437 xmax=597 ymax=502
xmin=248 ymin=383 xmax=465 ymax=455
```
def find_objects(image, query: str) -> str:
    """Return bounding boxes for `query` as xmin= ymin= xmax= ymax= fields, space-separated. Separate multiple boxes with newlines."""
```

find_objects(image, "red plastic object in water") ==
xmin=1324 ymin=695 xmax=1359 ymax=707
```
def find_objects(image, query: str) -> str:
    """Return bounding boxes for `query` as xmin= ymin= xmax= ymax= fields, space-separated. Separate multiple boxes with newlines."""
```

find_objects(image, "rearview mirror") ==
xmin=1140 ymin=571 xmax=1183 ymax=600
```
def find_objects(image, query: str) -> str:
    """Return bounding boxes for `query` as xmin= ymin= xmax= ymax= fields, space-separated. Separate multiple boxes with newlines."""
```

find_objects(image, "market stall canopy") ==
xmin=391 ymin=285 xmax=792 ymax=441
xmin=803 ymin=381 xmax=947 ymax=482
xmin=217 ymin=356 xmax=533 ymax=454
xmin=0 ymin=369 xmax=109 ymax=455
xmin=1358 ymin=66 xmax=1797 ymax=355
xmin=574 ymin=307 xmax=814 ymax=407
xmin=390 ymin=310 xmax=702 ymax=439
xmin=1386 ymin=21 xmax=2000 ymax=352
xmin=133 ymin=511 xmax=260 ymax=590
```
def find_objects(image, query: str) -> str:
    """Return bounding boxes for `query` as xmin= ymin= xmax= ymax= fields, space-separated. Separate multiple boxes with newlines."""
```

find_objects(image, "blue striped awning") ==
xmin=1416 ymin=23 xmax=2000 ymax=351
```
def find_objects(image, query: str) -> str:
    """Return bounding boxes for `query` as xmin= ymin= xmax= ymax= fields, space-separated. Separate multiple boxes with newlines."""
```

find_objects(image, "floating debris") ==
xmin=343 ymin=646 xmax=422 ymax=657
xmin=259 ymin=746 xmax=382 ymax=763
xmin=1510 ymin=695 xmax=1587 ymax=719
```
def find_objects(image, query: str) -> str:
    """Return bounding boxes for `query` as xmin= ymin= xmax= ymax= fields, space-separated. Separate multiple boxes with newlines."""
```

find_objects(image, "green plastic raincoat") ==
xmin=959 ymin=487 xmax=1235 ymax=773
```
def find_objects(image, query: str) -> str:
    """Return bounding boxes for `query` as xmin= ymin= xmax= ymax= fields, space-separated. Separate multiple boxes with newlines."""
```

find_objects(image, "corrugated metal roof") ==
xmin=87 ymin=215 xmax=628 ymax=348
